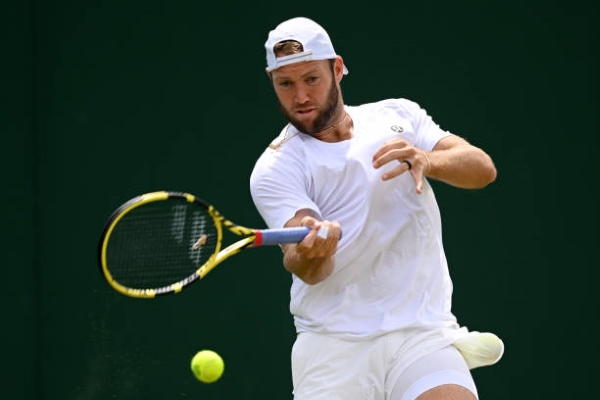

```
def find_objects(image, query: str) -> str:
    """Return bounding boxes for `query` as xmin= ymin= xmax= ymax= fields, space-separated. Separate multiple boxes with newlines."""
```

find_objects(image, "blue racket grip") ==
xmin=255 ymin=226 xmax=342 ymax=246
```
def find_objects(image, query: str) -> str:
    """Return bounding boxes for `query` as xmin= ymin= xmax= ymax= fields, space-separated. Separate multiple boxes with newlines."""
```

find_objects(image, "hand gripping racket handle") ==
xmin=254 ymin=226 xmax=342 ymax=246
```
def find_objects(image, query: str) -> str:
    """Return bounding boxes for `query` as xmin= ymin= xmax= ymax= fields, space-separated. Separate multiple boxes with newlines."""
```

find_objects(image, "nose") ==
xmin=294 ymin=84 xmax=310 ymax=104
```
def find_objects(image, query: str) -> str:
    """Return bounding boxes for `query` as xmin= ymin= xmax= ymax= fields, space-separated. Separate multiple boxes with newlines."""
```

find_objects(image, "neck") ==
xmin=312 ymin=112 xmax=352 ymax=141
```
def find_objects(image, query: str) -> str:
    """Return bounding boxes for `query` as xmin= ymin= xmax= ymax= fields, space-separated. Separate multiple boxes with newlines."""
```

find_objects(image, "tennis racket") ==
xmin=97 ymin=191 xmax=311 ymax=299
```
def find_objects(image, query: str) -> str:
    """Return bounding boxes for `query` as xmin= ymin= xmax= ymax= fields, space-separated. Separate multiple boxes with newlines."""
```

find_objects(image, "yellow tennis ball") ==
xmin=190 ymin=349 xmax=224 ymax=383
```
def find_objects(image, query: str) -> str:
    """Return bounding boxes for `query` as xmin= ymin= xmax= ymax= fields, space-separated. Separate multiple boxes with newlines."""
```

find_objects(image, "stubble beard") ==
xmin=279 ymin=80 xmax=340 ymax=136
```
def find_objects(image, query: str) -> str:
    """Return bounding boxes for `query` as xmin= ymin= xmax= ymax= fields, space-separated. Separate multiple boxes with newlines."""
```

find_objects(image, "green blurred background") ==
xmin=3 ymin=0 xmax=596 ymax=398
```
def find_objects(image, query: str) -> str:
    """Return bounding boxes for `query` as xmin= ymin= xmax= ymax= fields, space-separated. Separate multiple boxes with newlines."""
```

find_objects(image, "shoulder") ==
xmin=350 ymin=98 xmax=425 ymax=118
xmin=252 ymin=126 xmax=304 ymax=170
xmin=251 ymin=127 xmax=306 ymax=182
xmin=261 ymin=124 xmax=309 ymax=155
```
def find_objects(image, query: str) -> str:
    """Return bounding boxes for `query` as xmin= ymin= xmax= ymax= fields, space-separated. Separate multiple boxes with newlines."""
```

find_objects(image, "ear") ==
xmin=334 ymin=56 xmax=345 ymax=82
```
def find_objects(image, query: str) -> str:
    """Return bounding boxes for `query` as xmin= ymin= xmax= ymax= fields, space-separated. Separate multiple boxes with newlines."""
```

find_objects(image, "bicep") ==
xmin=432 ymin=134 xmax=471 ymax=151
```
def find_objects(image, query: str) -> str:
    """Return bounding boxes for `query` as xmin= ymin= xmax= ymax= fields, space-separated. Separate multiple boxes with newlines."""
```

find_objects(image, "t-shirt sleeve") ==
xmin=395 ymin=99 xmax=453 ymax=151
xmin=249 ymin=144 xmax=320 ymax=230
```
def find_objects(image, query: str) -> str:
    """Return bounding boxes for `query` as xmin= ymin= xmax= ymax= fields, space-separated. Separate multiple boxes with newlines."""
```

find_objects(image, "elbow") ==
xmin=474 ymin=162 xmax=497 ymax=189
xmin=484 ymin=159 xmax=498 ymax=186
xmin=472 ymin=150 xmax=497 ymax=188
xmin=488 ymin=165 xmax=498 ymax=184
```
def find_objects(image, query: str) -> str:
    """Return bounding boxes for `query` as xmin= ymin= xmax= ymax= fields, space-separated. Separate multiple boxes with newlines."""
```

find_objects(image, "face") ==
xmin=270 ymin=59 xmax=341 ymax=135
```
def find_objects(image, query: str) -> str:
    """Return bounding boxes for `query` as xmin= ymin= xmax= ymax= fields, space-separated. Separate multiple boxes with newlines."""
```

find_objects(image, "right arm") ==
xmin=281 ymin=208 xmax=342 ymax=285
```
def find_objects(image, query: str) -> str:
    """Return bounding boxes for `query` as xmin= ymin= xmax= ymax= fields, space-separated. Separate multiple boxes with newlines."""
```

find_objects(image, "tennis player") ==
xmin=250 ymin=16 xmax=504 ymax=400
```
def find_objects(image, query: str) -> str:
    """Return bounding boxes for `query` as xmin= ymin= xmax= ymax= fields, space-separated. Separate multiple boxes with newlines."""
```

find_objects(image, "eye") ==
xmin=306 ymin=76 xmax=319 ymax=85
xmin=277 ymin=80 xmax=292 ymax=88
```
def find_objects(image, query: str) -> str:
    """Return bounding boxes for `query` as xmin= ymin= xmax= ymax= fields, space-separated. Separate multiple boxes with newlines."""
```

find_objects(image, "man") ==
xmin=249 ymin=16 xmax=504 ymax=400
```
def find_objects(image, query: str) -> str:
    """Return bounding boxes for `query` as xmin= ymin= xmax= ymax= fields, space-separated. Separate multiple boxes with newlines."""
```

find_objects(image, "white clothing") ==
xmin=291 ymin=331 xmax=477 ymax=400
xmin=250 ymin=98 xmax=459 ymax=339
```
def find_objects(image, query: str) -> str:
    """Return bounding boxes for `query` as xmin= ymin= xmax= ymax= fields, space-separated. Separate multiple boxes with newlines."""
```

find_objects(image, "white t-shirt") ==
xmin=250 ymin=98 xmax=461 ymax=339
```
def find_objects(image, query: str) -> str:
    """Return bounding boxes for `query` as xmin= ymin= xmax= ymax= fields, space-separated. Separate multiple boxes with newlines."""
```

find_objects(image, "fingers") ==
xmin=378 ymin=162 xmax=409 ymax=181
xmin=372 ymin=139 xmax=414 ymax=172
xmin=372 ymin=141 xmax=429 ymax=194
xmin=372 ymin=138 xmax=410 ymax=166
xmin=378 ymin=159 xmax=424 ymax=193
xmin=414 ymin=173 xmax=424 ymax=194
xmin=296 ymin=218 xmax=341 ymax=258
xmin=299 ymin=217 xmax=341 ymax=239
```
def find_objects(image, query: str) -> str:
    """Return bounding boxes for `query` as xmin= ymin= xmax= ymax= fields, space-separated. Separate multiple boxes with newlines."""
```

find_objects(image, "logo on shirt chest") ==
xmin=390 ymin=125 xmax=404 ymax=133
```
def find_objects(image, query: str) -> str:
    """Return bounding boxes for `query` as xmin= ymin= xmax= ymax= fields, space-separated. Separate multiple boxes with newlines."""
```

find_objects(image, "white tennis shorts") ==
xmin=291 ymin=330 xmax=478 ymax=400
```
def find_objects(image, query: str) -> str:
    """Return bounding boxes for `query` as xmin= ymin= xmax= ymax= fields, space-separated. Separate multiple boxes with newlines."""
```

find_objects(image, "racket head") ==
xmin=97 ymin=191 xmax=234 ymax=298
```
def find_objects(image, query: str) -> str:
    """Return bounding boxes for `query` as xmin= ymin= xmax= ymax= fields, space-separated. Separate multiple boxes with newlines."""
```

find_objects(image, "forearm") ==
xmin=281 ymin=208 xmax=340 ymax=285
xmin=283 ymin=246 xmax=334 ymax=285
xmin=425 ymin=137 xmax=497 ymax=189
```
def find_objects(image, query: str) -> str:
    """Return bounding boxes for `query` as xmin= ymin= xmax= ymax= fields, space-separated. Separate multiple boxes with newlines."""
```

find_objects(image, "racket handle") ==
xmin=256 ymin=227 xmax=310 ymax=246
xmin=255 ymin=226 xmax=343 ymax=246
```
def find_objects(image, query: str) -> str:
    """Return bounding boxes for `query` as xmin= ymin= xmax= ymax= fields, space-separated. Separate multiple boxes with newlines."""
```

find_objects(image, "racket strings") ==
xmin=106 ymin=201 xmax=219 ymax=289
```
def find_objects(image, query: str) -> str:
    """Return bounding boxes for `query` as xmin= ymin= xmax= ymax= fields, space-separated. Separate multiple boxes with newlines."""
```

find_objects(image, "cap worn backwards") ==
xmin=265 ymin=17 xmax=349 ymax=75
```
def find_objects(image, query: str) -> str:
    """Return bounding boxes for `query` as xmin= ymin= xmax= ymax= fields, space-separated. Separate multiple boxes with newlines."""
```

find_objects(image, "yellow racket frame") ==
xmin=98 ymin=191 xmax=258 ymax=298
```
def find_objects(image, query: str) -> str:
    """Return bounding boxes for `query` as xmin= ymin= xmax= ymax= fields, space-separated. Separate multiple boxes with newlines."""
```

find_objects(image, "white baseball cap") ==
xmin=265 ymin=17 xmax=348 ymax=75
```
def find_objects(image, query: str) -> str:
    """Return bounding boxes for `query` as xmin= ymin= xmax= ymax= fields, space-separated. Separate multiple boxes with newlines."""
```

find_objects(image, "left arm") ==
xmin=372 ymin=135 xmax=497 ymax=191
xmin=424 ymin=135 xmax=497 ymax=189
